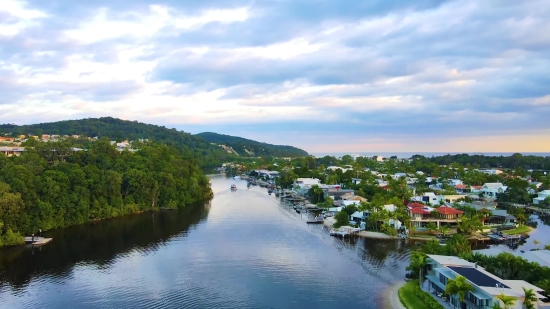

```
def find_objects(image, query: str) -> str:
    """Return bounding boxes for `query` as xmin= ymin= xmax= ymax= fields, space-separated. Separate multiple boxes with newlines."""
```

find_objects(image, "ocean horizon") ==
xmin=310 ymin=152 xmax=550 ymax=159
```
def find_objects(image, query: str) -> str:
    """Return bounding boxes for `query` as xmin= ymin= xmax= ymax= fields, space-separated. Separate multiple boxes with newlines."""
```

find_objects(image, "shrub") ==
xmin=414 ymin=284 xmax=445 ymax=309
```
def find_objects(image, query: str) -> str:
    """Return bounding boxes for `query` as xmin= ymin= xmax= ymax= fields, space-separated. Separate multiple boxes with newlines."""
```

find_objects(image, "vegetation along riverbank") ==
xmin=0 ymin=139 xmax=213 ymax=247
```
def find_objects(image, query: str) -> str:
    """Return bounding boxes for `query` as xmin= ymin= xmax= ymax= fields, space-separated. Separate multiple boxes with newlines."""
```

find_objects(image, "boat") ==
xmin=231 ymin=184 xmax=237 ymax=190
xmin=233 ymin=176 xmax=241 ymax=180
xmin=306 ymin=216 xmax=324 ymax=224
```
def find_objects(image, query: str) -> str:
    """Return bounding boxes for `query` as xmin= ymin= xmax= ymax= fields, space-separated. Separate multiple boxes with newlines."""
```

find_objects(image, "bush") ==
xmin=333 ymin=211 xmax=349 ymax=228
xmin=414 ymin=284 xmax=445 ymax=309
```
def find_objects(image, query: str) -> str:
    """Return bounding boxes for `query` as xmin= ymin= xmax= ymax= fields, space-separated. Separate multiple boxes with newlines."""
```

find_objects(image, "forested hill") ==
xmin=195 ymin=132 xmax=308 ymax=157
xmin=0 ymin=117 xmax=232 ymax=167
xmin=0 ymin=140 xmax=213 ymax=247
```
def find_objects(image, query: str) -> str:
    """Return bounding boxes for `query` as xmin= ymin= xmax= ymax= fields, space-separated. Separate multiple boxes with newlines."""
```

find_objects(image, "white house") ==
xmin=533 ymin=190 xmax=550 ymax=205
xmin=480 ymin=183 xmax=508 ymax=198
xmin=426 ymin=255 xmax=548 ymax=309
xmin=477 ymin=169 xmax=504 ymax=175
xmin=295 ymin=178 xmax=320 ymax=186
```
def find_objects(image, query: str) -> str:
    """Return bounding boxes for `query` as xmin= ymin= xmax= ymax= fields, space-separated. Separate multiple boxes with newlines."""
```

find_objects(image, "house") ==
xmin=533 ymin=190 xmax=550 ymax=205
xmin=408 ymin=204 xmax=464 ymax=228
xmin=426 ymin=254 xmax=548 ymax=309
xmin=0 ymin=136 xmax=15 ymax=142
xmin=477 ymin=169 xmax=504 ymax=175
xmin=454 ymin=184 xmax=469 ymax=193
xmin=480 ymin=183 xmax=508 ymax=198
xmin=412 ymin=193 xmax=466 ymax=205
xmin=294 ymin=178 xmax=320 ymax=188
xmin=470 ymin=185 xmax=483 ymax=193
xmin=0 ymin=146 xmax=25 ymax=157
xmin=351 ymin=178 xmax=361 ymax=185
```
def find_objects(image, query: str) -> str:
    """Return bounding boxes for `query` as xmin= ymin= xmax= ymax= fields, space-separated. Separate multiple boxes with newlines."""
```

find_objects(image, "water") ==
xmin=0 ymin=176 xmax=411 ymax=309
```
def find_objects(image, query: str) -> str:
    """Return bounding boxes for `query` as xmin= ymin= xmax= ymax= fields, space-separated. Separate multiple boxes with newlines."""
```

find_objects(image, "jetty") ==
xmin=24 ymin=236 xmax=53 ymax=246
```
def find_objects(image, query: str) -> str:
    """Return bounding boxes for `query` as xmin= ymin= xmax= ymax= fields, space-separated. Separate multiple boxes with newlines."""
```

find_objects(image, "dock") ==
xmin=24 ymin=236 xmax=53 ymax=246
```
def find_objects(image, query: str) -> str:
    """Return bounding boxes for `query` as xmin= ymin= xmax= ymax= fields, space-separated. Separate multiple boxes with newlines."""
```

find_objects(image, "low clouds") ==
xmin=1 ymin=0 xmax=549 ymax=152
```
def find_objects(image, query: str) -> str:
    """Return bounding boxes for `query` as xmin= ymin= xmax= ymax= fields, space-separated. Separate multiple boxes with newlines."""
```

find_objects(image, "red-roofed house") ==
xmin=454 ymin=184 xmax=469 ymax=193
xmin=408 ymin=205 xmax=464 ymax=228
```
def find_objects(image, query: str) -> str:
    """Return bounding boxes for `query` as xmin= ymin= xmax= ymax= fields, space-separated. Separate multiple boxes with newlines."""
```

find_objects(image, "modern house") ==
xmin=480 ymin=183 xmax=508 ymax=198
xmin=533 ymin=190 xmax=550 ymax=205
xmin=412 ymin=193 xmax=466 ymax=205
xmin=426 ymin=254 xmax=548 ymax=309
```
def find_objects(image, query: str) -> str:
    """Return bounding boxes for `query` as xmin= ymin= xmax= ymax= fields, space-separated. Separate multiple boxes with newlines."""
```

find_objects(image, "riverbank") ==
xmin=383 ymin=281 xmax=406 ymax=309
xmin=323 ymin=217 xmax=435 ymax=241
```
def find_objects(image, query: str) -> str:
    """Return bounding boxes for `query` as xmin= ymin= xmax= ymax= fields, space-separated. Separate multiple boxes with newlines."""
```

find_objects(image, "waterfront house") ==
xmin=473 ymin=248 xmax=550 ymax=269
xmin=533 ymin=190 xmax=550 ymax=205
xmin=480 ymin=183 xmax=508 ymax=198
xmin=408 ymin=204 xmax=464 ymax=228
xmin=426 ymin=254 xmax=548 ymax=309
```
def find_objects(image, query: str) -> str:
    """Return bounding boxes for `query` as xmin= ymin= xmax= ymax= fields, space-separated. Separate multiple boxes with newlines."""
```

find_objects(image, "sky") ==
xmin=1 ymin=0 xmax=550 ymax=153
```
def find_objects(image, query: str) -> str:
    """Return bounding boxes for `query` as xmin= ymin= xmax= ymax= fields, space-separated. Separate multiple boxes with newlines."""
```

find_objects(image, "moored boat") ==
xmin=231 ymin=184 xmax=237 ymax=190
xmin=306 ymin=216 xmax=324 ymax=224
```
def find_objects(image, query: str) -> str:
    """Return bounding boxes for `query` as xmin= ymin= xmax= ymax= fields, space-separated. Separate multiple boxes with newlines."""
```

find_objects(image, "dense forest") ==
xmin=195 ymin=132 xmax=308 ymax=157
xmin=0 ymin=139 xmax=213 ymax=247
xmin=412 ymin=153 xmax=550 ymax=170
xmin=0 ymin=117 xmax=309 ymax=166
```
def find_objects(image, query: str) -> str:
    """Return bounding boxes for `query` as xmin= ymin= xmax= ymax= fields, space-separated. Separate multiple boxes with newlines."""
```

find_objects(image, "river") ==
xmin=0 ymin=176 xmax=411 ymax=309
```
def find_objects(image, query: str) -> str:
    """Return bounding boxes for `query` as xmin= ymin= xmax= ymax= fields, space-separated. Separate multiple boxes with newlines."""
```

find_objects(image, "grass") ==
xmin=398 ymin=280 xmax=429 ymax=309
xmin=409 ymin=234 xmax=437 ymax=239
xmin=502 ymin=225 xmax=531 ymax=235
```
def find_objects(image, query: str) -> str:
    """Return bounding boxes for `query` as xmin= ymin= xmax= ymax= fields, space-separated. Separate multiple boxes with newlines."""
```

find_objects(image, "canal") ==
xmin=0 ymin=176 xmax=411 ymax=308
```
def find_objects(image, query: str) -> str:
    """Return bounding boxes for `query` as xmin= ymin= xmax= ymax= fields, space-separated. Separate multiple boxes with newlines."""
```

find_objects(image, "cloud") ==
xmin=1 ymin=0 xmax=550 ymax=152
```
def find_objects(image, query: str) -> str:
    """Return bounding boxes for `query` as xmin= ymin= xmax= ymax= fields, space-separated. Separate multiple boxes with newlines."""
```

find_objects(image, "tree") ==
xmin=426 ymin=222 xmax=438 ymax=235
xmin=445 ymin=275 xmax=474 ymax=306
xmin=496 ymin=293 xmax=516 ymax=309
xmin=445 ymin=234 xmax=472 ymax=256
xmin=407 ymin=251 xmax=428 ymax=286
xmin=522 ymin=287 xmax=537 ymax=309
xmin=333 ymin=211 xmax=349 ymax=228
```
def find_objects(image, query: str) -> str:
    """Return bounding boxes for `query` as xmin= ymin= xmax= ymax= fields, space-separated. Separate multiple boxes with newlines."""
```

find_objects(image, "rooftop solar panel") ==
xmin=448 ymin=266 xmax=510 ymax=288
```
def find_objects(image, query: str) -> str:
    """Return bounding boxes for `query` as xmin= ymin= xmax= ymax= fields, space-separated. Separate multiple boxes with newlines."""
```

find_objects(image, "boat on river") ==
xmin=233 ymin=176 xmax=241 ymax=180
xmin=231 ymin=184 xmax=237 ymax=190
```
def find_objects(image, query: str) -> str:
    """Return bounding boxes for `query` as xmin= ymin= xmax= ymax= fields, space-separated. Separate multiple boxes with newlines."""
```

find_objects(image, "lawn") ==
xmin=502 ymin=225 xmax=531 ymax=235
xmin=398 ymin=280 xmax=429 ymax=309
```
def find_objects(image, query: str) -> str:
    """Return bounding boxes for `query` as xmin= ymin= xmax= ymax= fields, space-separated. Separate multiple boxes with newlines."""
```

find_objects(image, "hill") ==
xmin=0 ymin=117 xmax=309 ymax=164
xmin=195 ymin=132 xmax=308 ymax=157
xmin=0 ymin=117 xmax=231 ymax=167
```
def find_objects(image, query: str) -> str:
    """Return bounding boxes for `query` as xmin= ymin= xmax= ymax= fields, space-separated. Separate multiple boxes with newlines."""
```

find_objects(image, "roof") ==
xmin=427 ymin=255 xmax=475 ymax=267
xmin=384 ymin=204 xmax=397 ymax=212
xmin=436 ymin=206 xmax=464 ymax=215
xmin=483 ymin=182 xmax=505 ymax=188
xmin=351 ymin=211 xmax=364 ymax=218
xmin=472 ymin=185 xmax=483 ymax=189
xmin=410 ymin=207 xmax=430 ymax=215
xmin=448 ymin=266 xmax=510 ymax=289
xmin=454 ymin=184 xmax=468 ymax=189
xmin=408 ymin=202 xmax=425 ymax=208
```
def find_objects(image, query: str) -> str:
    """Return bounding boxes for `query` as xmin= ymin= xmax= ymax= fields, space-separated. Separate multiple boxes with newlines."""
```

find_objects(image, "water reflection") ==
xmin=0 ymin=177 xmax=412 ymax=309
xmin=0 ymin=201 xmax=210 ymax=291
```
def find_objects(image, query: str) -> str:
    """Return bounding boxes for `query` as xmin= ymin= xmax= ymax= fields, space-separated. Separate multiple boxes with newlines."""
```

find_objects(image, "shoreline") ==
xmin=383 ymin=281 xmax=406 ymax=309
xmin=323 ymin=218 xmax=435 ymax=241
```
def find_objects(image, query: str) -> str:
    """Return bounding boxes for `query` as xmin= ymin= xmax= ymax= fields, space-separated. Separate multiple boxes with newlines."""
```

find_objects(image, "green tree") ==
xmin=334 ymin=211 xmax=350 ymax=228
xmin=445 ymin=275 xmax=474 ymax=306
xmin=496 ymin=293 xmax=516 ymax=309
xmin=522 ymin=287 xmax=537 ymax=309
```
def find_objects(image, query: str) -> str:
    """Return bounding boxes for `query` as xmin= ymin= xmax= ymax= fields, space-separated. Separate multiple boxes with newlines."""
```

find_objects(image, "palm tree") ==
xmin=496 ymin=293 xmax=516 ymax=309
xmin=407 ymin=251 xmax=428 ymax=287
xmin=523 ymin=287 xmax=537 ymax=309
xmin=445 ymin=275 xmax=474 ymax=307
xmin=490 ymin=302 xmax=503 ymax=309
xmin=426 ymin=222 xmax=438 ymax=235
xmin=440 ymin=225 xmax=450 ymax=237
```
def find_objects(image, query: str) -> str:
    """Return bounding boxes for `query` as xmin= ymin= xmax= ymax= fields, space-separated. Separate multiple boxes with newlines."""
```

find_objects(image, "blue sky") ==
xmin=1 ymin=0 xmax=549 ymax=153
